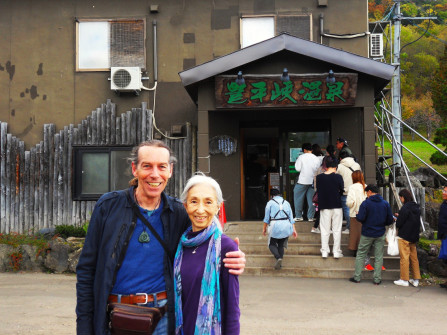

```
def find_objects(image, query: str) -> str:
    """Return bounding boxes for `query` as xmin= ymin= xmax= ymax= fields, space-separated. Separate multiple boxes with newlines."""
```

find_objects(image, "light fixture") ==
xmin=326 ymin=69 xmax=335 ymax=84
xmin=280 ymin=68 xmax=290 ymax=82
xmin=235 ymin=71 xmax=245 ymax=85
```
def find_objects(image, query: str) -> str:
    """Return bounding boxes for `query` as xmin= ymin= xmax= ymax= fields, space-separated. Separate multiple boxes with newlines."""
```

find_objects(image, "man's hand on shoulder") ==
xmin=223 ymin=237 xmax=246 ymax=275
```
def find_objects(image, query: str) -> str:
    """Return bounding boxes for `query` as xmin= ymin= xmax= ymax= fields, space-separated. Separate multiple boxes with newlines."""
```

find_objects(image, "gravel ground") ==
xmin=0 ymin=273 xmax=446 ymax=335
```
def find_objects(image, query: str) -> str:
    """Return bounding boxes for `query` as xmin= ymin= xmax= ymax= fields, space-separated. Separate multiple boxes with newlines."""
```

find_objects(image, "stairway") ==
xmin=224 ymin=220 xmax=400 ymax=280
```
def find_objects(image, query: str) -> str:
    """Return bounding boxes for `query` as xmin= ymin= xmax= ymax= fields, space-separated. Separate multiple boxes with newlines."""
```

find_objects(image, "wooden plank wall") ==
xmin=0 ymin=99 xmax=195 ymax=234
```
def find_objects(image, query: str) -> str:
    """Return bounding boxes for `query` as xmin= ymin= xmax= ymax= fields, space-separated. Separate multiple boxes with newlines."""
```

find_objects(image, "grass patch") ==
xmin=419 ymin=236 xmax=441 ymax=253
xmin=376 ymin=140 xmax=447 ymax=174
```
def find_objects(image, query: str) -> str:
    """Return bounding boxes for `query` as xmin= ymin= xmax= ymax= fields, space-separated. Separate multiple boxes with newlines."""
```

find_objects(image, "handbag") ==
xmin=108 ymin=303 xmax=167 ymax=335
xmin=439 ymin=238 xmax=447 ymax=260
xmin=312 ymin=191 xmax=318 ymax=204
xmin=386 ymin=223 xmax=399 ymax=256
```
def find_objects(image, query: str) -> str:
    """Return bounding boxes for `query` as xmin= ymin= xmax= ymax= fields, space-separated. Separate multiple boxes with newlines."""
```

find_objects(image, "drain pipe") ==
xmin=153 ymin=20 xmax=158 ymax=82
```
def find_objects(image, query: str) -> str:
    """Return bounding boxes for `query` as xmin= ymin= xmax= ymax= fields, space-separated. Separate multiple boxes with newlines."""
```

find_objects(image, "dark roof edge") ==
xmin=179 ymin=33 xmax=395 ymax=87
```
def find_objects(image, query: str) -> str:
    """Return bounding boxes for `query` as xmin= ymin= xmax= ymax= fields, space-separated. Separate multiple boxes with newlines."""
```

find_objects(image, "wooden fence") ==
xmin=0 ymin=99 xmax=195 ymax=234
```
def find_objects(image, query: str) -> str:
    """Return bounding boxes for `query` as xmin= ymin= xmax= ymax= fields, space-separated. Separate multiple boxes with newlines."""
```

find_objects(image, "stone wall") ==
xmin=0 ymin=237 xmax=83 ymax=273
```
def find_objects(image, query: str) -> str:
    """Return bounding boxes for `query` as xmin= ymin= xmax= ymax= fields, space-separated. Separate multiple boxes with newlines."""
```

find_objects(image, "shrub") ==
xmin=54 ymin=225 xmax=86 ymax=239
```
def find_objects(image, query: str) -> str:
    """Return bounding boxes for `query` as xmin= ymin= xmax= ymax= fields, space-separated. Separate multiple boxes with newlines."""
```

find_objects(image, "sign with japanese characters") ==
xmin=215 ymin=73 xmax=357 ymax=108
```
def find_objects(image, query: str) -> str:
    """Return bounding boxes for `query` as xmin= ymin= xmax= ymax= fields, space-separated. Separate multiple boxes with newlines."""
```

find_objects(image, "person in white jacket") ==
xmin=346 ymin=170 xmax=366 ymax=255
xmin=337 ymin=151 xmax=361 ymax=233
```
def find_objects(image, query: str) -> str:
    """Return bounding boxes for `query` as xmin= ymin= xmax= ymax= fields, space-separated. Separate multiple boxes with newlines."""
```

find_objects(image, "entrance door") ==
xmin=283 ymin=131 xmax=330 ymax=216
xmin=242 ymin=128 xmax=279 ymax=220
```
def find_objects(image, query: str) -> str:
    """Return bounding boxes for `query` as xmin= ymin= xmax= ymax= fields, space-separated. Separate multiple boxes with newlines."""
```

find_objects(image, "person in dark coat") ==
xmin=393 ymin=189 xmax=421 ymax=287
xmin=438 ymin=186 xmax=447 ymax=289
xmin=349 ymin=184 xmax=393 ymax=285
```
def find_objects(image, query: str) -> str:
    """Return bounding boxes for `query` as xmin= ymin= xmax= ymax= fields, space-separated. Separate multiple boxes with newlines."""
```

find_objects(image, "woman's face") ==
xmin=184 ymin=183 xmax=220 ymax=232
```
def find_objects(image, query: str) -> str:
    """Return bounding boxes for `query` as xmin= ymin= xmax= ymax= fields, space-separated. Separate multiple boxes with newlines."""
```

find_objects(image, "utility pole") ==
xmin=390 ymin=0 xmax=436 ymax=170
xmin=391 ymin=1 xmax=402 ymax=168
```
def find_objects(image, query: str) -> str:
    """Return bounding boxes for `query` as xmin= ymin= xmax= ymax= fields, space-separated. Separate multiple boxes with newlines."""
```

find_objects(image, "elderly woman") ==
xmin=174 ymin=174 xmax=240 ymax=335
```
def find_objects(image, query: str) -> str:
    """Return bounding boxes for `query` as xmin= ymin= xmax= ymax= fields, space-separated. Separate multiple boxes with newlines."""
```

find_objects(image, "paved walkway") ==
xmin=0 ymin=273 xmax=446 ymax=335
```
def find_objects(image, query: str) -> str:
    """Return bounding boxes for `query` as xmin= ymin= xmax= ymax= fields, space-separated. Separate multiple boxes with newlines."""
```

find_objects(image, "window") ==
xmin=73 ymin=146 xmax=133 ymax=200
xmin=241 ymin=14 xmax=312 ymax=48
xmin=76 ymin=19 xmax=146 ymax=71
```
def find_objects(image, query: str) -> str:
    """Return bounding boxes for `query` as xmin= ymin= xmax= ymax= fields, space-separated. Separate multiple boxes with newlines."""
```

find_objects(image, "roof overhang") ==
xmin=179 ymin=33 xmax=395 ymax=102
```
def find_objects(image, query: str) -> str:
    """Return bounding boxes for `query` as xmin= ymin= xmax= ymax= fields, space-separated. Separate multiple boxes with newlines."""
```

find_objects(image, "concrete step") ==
xmin=226 ymin=221 xmax=322 ymax=233
xmin=241 ymin=242 xmax=354 ymax=255
xmin=226 ymin=232 xmax=350 ymax=244
xmin=243 ymin=266 xmax=400 ymax=280
xmin=225 ymin=221 xmax=399 ymax=280
xmin=246 ymin=254 xmax=400 ymax=269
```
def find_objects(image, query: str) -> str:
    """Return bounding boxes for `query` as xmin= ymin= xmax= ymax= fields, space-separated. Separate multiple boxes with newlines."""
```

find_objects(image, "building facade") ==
xmin=0 ymin=0 xmax=394 ymax=224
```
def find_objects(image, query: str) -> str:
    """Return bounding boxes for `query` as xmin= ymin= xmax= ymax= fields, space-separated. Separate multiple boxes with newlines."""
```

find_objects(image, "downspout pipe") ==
xmin=153 ymin=20 xmax=158 ymax=82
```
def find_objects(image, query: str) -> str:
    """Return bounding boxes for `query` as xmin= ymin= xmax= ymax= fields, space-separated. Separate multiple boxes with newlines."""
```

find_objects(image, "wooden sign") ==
xmin=215 ymin=73 xmax=357 ymax=108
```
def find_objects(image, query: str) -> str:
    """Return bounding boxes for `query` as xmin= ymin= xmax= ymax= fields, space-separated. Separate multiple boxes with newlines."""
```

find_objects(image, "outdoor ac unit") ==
xmin=370 ymin=33 xmax=384 ymax=57
xmin=110 ymin=67 xmax=142 ymax=91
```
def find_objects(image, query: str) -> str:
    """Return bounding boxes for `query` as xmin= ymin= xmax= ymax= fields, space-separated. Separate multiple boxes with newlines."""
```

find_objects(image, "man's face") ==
xmin=366 ymin=190 xmax=372 ymax=198
xmin=132 ymin=146 xmax=173 ymax=201
xmin=336 ymin=141 xmax=343 ymax=150
xmin=443 ymin=187 xmax=447 ymax=201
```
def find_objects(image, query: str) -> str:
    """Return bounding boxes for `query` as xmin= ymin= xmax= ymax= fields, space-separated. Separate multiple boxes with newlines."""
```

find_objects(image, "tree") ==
xmin=432 ymin=45 xmax=447 ymax=125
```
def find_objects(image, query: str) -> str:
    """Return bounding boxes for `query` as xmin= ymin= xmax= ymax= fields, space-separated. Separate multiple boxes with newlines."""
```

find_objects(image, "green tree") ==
xmin=432 ymin=45 xmax=447 ymax=124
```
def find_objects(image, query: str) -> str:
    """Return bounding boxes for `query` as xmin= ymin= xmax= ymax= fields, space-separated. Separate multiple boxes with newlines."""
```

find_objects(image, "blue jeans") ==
xmin=293 ymin=183 xmax=315 ymax=220
xmin=144 ymin=298 xmax=168 ymax=335
xmin=340 ymin=195 xmax=350 ymax=228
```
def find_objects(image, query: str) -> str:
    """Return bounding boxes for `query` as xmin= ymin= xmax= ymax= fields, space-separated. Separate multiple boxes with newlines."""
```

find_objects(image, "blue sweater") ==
xmin=356 ymin=194 xmax=393 ymax=238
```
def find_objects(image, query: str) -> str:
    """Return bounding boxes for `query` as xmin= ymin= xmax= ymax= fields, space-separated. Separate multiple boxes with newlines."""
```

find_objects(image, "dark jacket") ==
xmin=356 ymin=194 xmax=393 ymax=238
xmin=439 ymin=201 xmax=447 ymax=240
xmin=76 ymin=186 xmax=190 ymax=335
xmin=315 ymin=173 xmax=344 ymax=210
xmin=396 ymin=201 xmax=421 ymax=243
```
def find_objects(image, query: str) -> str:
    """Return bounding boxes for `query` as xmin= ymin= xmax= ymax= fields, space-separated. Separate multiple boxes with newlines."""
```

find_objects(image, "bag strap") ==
xmin=126 ymin=190 xmax=173 ymax=261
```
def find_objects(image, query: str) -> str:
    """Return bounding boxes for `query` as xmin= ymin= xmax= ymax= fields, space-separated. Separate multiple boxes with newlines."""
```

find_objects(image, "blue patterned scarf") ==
xmin=174 ymin=220 xmax=222 ymax=335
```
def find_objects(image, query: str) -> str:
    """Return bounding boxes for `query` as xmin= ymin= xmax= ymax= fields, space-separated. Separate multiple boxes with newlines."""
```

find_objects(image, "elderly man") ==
xmin=76 ymin=140 xmax=245 ymax=335
xmin=293 ymin=142 xmax=321 ymax=222
xmin=349 ymin=184 xmax=393 ymax=285
xmin=336 ymin=137 xmax=353 ymax=161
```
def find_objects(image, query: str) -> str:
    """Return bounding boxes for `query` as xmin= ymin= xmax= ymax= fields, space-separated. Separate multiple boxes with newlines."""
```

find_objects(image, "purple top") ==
xmin=180 ymin=231 xmax=240 ymax=335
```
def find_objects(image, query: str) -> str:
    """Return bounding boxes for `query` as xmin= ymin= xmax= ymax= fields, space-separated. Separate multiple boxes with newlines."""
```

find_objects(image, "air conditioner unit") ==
xmin=370 ymin=33 xmax=384 ymax=57
xmin=110 ymin=67 xmax=142 ymax=91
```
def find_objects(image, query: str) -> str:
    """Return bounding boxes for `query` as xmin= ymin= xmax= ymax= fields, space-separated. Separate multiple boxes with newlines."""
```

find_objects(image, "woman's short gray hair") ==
xmin=180 ymin=173 xmax=224 ymax=205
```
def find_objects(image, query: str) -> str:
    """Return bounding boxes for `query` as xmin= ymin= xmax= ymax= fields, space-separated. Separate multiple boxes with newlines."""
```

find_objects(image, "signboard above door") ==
xmin=215 ymin=73 xmax=357 ymax=108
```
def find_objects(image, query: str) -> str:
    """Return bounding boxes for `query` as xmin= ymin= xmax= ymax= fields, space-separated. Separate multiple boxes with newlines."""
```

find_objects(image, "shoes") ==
xmin=308 ymin=217 xmax=315 ymax=222
xmin=364 ymin=264 xmax=386 ymax=271
xmin=311 ymin=227 xmax=320 ymax=233
xmin=334 ymin=253 xmax=344 ymax=259
xmin=322 ymin=252 xmax=328 ymax=258
xmin=349 ymin=277 xmax=360 ymax=283
xmin=409 ymin=279 xmax=419 ymax=287
xmin=342 ymin=229 xmax=350 ymax=234
xmin=394 ymin=279 xmax=409 ymax=287
xmin=294 ymin=217 xmax=303 ymax=222
xmin=374 ymin=280 xmax=382 ymax=285
xmin=274 ymin=258 xmax=282 ymax=270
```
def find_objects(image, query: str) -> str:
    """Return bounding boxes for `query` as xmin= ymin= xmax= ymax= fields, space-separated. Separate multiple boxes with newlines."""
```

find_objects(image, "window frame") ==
xmin=240 ymin=14 xmax=312 ymax=48
xmin=72 ymin=145 xmax=133 ymax=200
xmin=75 ymin=18 xmax=147 ymax=72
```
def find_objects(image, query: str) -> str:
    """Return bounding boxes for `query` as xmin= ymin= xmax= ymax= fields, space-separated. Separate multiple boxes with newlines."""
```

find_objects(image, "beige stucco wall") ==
xmin=0 ymin=0 xmax=368 ymax=148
